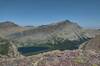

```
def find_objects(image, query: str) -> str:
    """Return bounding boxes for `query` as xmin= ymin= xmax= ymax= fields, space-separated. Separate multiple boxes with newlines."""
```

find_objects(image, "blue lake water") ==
xmin=18 ymin=47 xmax=49 ymax=54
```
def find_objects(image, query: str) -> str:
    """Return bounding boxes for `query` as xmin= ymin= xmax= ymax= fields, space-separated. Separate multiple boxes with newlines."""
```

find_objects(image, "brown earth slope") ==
xmin=80 ymin=35 xmax=100 ymax=52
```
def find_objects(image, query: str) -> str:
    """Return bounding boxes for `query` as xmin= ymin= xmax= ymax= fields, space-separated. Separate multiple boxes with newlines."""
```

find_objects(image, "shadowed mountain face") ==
xmin=0 ymin=21 xmax=18 ymax=28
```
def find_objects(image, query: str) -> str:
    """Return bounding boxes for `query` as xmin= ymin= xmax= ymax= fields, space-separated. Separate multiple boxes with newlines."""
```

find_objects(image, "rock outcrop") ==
xmin=0 ymin=37 xmax=22 ymax=58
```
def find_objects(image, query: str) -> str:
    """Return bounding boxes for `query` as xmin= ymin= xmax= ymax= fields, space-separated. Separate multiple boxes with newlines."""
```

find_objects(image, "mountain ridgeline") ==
xmin=7 ymin=20 xmax=88 ymax=46
xmin=0 ymin=20 xmax=100 ymax=56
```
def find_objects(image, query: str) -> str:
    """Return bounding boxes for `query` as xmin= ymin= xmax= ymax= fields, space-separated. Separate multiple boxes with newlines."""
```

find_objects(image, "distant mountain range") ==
xmin=7 ymin=20 xmax=85 ymax=42
xmin=0 ymin=20 xmax=100 ymax=55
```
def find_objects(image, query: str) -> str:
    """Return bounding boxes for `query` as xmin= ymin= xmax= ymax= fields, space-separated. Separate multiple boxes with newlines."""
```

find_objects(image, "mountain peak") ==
xmin=61 ymin=19 xmax=72 ymax=23
xmin=52 ymin=20 xmax=73 ymax=26
xmin=0 ymin=21 xmax=19 ymax=28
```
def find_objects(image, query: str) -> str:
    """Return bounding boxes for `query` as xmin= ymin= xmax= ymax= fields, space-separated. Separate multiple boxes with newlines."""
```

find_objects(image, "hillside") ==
xmin=0 ymin=21 xmax=19 ymax=28
xmin=0 ymin=21 xmax=29 ymax=36
xmin=8 ymin=20 xmax=83 ymax=40
xmin=1 ymin=35 xmax=100 ymax=66
xmin=80 ymin=35 xmax=100 ymax=52
xmin=0 ymin=37 xmax=22 ymax=58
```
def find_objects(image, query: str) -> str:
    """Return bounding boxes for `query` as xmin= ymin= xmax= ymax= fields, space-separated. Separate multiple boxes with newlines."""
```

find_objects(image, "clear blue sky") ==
xmin=0 ymin=0 xmax=100 ymax=28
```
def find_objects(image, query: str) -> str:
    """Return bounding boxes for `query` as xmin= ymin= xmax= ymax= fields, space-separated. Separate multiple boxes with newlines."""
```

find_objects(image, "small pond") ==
xmin=18 ymin=47 xmax=49 ymax=55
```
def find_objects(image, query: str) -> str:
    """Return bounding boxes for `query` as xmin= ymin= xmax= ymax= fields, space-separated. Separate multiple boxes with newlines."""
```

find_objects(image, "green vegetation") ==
xmin=74 ymin=56 xmax=86 ymax=64
xmin=18 ymin=36 xmax=88 ymax=56
xmin=0 ymin=44 xmax=9 ymax=55
xmin=22 ymin=48 xmax=50 ymax=56
xmin=92 ymin=64 xmax=98 ymax=66
xmin=0 ymin=37 xmax=9 ymax=55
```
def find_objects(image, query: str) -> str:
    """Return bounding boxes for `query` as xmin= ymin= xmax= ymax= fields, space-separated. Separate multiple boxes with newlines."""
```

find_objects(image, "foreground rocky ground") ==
xmin=0 ymin=50 xmax=100 ymax=66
